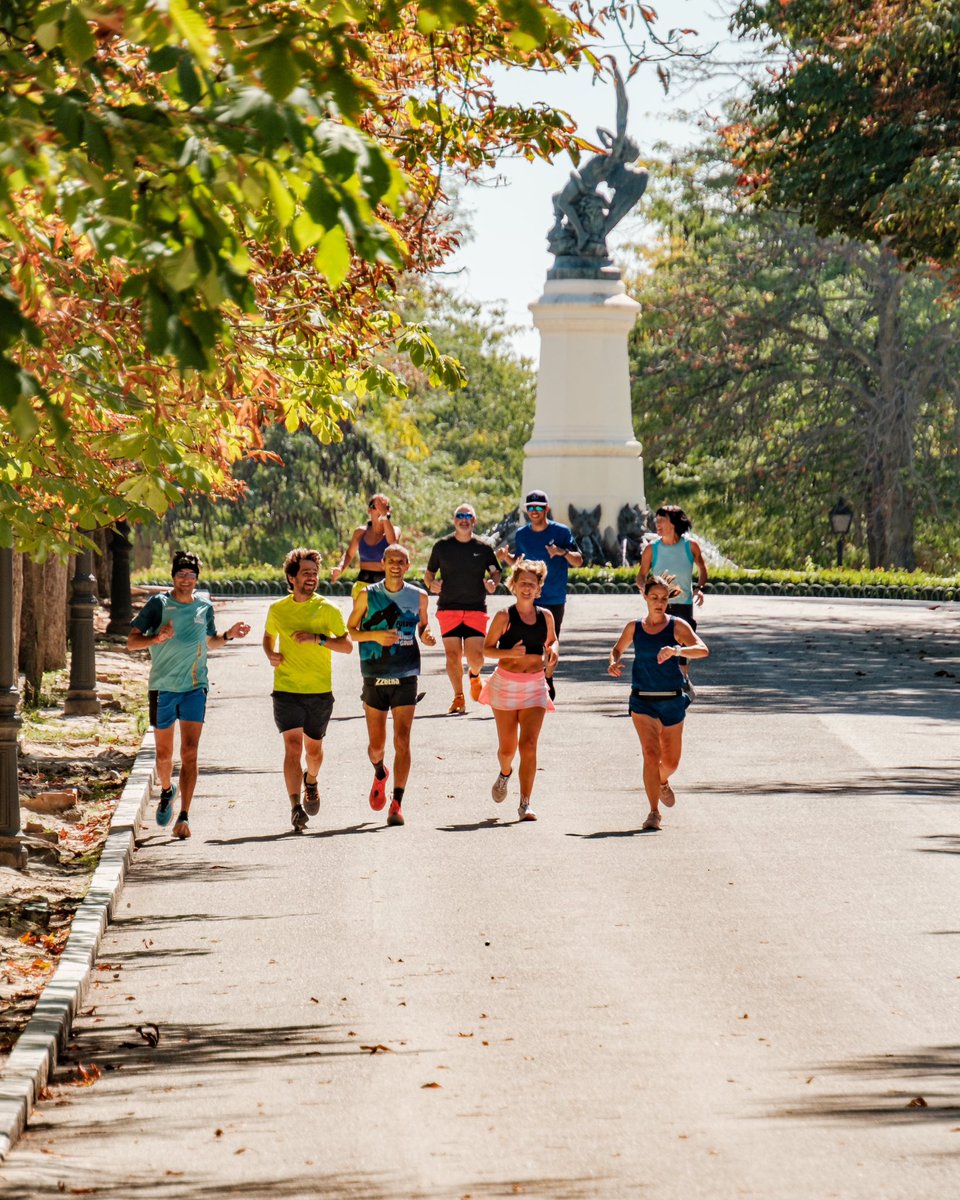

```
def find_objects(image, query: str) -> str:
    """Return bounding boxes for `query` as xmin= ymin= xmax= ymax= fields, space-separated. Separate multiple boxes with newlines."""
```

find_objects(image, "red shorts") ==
xmin=436 ymin=610 xmax=488 ymax=639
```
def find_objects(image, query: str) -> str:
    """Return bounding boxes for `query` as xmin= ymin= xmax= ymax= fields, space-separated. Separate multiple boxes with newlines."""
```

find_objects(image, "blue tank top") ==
xmin=650 ymin=536 xmax=695 ymax=603
xmin=359 ymin=529 xmax=390 ymax=564
xmin=631 ymin=616 xmax=685 ymax=694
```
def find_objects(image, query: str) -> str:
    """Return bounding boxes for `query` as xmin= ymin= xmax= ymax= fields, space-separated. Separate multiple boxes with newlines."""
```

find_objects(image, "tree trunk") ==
xmin=19 ymin=558 xmax=46 ymax=708
xmin=42 ymin=558 xmax=69 ymax=671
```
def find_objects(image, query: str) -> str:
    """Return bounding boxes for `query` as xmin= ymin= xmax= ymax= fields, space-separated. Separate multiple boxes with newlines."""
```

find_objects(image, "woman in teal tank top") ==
xmin=636 ymin=505 xmax=709 ymax=695
xmin=608 ymin=574 xmax=709 ymax=832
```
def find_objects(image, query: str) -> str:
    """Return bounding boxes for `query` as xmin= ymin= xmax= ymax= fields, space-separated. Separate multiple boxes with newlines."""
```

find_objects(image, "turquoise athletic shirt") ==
xmin=650 ymin=536 xmax=696 ymax=603
xmin=132 ymin=593 xmax=217 ymax=693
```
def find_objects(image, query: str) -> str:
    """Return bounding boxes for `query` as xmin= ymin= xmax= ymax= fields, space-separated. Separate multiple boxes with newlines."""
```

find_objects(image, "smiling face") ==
xmin=171 ymin=568 xmax=198 ymax=601
xmin=291 ymin=559 xmax=319 ymax=601
xmin=512 ymin=569 xmax=542 ymax=601
xmin=383 ymin=548 xmax=409 ymax=587
xmin=525 ymin=504 xmax=548 ymax=531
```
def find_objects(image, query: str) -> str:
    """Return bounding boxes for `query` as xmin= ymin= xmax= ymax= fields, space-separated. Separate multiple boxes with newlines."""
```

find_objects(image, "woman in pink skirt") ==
xmin=480 ymin=558 xmax=557 ymax=821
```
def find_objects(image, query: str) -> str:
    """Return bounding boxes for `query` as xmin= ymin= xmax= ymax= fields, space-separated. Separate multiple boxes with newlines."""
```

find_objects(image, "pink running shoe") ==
xmin=369 ymin=767 xmax=390 ymax=812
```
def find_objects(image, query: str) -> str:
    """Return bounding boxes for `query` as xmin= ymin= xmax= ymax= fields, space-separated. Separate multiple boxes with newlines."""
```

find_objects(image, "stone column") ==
xmin=63 ymin=549 xmax=101 ymax=717
xmin=523 ymin=275 xmax=645 ymax=551
xmin=0 ymin=548 xmax=26 ymax=865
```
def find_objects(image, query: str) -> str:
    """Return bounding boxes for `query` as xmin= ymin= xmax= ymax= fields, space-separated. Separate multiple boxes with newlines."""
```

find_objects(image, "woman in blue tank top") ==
xmin=608 ymin=574 xmax=709 ymax=831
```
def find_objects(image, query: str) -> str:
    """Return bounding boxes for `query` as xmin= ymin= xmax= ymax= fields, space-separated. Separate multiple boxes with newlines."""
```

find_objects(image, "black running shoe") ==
xmin=291 ymin=804 xmax=308 ymax=832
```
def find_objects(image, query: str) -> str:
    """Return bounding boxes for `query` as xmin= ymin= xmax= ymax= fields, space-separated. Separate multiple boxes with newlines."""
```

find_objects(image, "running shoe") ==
xmin=447 ymin=693 xmax=466 ymax=715
xmin=156 ymin=785 xmax=176 ymax=828
xmin=659 ymin=780 xmax=676 ymax=808
xmin=642 ymin=809 xmax=662 ymax=831
xmin=291 ymin=803 xmax=308 ymax=832
xmin=369 ymin=767 xmax=389 ymax=812
xmin=302 ymin=771 xmax=320 ymax=816
xmin=546 ymin=677 xmax=556 ymax=702
xmin=387 ymin=799 xmax=405 ymax=826
xmin=491 ymin=771 xmax=511 ymax=804
xmin=172 ymin=811 xmax=191 ymax=839
xmin=517 ymin=797 xmax=537 ymax=822
xmin=469 ymin=673 xmax=483 ymax=702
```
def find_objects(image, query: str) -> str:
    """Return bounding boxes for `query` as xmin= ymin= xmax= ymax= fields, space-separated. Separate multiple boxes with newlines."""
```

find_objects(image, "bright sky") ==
xmin=441 ymin=1 xmax=735 ymax=356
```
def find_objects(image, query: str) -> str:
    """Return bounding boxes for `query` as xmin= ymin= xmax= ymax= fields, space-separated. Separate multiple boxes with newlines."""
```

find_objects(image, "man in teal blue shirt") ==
xmin=128 ymin=552 xmax=250 ymax=840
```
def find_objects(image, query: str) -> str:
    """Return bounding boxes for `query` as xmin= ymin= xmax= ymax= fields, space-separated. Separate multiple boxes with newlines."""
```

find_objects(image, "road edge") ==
xmin=0 ymin=732 xmax=156 ymax=1161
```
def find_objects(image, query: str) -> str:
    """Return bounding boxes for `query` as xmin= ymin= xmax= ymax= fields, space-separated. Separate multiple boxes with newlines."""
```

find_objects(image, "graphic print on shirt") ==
xmin=359 ymin=582 xmax=423 ymax=679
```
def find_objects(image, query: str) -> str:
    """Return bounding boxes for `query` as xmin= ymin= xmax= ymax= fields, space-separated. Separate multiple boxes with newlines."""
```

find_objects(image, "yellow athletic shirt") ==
xmin=264 ymin=594 xmax=347 ymax=694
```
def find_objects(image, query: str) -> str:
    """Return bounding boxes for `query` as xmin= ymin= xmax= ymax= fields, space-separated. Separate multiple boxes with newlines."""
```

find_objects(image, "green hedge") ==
xmin=134 ymin=563 xmax=959 ymax=602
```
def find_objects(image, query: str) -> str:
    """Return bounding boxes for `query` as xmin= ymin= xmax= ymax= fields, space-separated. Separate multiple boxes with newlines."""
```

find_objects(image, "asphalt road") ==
xmin=3 ymin=594 xmax=960 ymax=1199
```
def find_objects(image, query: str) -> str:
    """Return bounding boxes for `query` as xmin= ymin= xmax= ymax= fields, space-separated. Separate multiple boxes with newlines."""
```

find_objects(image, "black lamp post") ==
xmin=829 ymin=498 xmax=853 ymax=568
xmin=0 ymin=548 xmax=26 ymax=866
xmin=63 ymin=548 xmax=101 ymax=716
xmin=105 ymin=521 xmax=133 ymax=636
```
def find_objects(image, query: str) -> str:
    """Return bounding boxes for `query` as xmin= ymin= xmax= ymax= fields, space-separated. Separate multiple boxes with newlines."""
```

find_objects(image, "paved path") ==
xmin=3 ymin=595 xmax=960 ymax=1198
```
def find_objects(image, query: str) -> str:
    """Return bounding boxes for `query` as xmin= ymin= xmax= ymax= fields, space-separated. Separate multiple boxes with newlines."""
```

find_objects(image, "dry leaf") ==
xmin=907 ymin=1096 xmax=928 ymax=1108
xmin=421 ymin=1081 xmax=442 ymax=1089
xmin=360 ymin=1044 xmax=393 ymax=1055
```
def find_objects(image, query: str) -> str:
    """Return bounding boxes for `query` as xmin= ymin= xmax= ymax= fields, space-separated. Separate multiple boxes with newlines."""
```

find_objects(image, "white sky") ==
xmin=439 ymin=1 xmax=736 ymax=356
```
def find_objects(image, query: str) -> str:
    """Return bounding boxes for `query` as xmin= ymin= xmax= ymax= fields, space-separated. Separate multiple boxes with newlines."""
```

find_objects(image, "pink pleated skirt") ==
xmin=479 ymin=667 xmax=555 ymax=712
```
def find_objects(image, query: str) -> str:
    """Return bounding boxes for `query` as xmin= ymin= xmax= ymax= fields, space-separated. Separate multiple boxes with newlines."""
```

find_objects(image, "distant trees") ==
xmin=627 ymin=145 xmax=960 ymax=570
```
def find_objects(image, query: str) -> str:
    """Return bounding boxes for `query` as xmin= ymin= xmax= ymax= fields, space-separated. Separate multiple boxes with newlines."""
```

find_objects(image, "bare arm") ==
xmin=263 ymin=631 xmax=282 ymax=668
xmin=127 ymin=622 xmax=173 ymax=651
xmin=347 ymin=589 xmax=399 ymax=647
xmin=331 ymin=527 xmax=363 ymax=582
xmin=660 ymin=618 xmax=709 ymax=662
xmin=418 ymin=592 xmax=436 ymax=647
xmin=635 ymin=545 xmax=652 ymax=590
xmin=207 ymin=620 xmax=250 ymax=650
xmin=607 ymin=621 xmax=636 ymax=677
xmin=423 ymin=568 xmax=441 ymax=595
xmin=691 ymin=542 xmax=709 ymax=607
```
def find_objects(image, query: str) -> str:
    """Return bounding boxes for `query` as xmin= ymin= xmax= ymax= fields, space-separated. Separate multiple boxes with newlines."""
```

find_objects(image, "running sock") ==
xmin=374 ymin=761 xmax=387 ymax=780
xmin=498 ymin=769 xmax=512 ymax=779
xmin=469 ymin=671 xmax=480 ymax=679
xmin=392 ymin=787 xmax=405 ymax=805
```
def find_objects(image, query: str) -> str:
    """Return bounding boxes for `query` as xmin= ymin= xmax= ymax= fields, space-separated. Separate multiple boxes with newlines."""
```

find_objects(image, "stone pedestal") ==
xmin=523 ymin=276 xmax=645 ymax=554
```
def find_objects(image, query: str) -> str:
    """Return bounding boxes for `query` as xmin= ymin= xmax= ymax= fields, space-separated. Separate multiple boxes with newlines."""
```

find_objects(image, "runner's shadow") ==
xmin=566 ymin=828 xmax=653 ymax=839
xmin=207 ymin=823 xmax=378 ymax=845
xmin=437 ymin=818 xmax=509 ymax=832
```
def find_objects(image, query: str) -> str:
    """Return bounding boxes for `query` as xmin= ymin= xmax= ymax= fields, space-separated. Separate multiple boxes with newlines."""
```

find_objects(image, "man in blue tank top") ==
xmin=496 ymin=489 xmax=582 ymax=699
xmin=348 ymin=545 xmax=436 ymax=827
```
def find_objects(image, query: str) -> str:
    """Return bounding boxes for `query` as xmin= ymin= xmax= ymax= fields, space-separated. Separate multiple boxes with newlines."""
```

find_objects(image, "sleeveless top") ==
xmin=358 ymin=581 xmax=423 ymax=679
xmin=649 ymin=535 xmax=695 ymax=603
xmin=357 ymin=526 xmax=391 ymax=583
xmin=631 ymin=616 xmax=685 ymax=695
xmin=498 ymin=605 xmax=548 ymax=656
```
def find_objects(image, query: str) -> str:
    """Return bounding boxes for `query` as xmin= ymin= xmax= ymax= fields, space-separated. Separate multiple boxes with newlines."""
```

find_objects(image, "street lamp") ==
xmin=829 ymin=498 xmax=853 ymax=568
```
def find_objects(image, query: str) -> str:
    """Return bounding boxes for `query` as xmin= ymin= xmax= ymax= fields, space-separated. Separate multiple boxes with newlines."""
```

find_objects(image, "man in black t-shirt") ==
xmin=424 ymin=503 xmax=501 ymax=714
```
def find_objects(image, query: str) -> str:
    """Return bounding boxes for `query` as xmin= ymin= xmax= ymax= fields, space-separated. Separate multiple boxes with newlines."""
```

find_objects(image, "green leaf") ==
xmin=168 ymin=0 xmax=213 ymax=69
xmin=177 ymin=55 xmax=203 ymax=106
xmin=258 ymin=41 xmax=299 ymax=102
xmin=62 ymin=5 xmax=96 ymax=64
xmin=263 ymin=163 xmax=295 ymax=227
xmin=314 ymin=225 xmax=351 ymax=288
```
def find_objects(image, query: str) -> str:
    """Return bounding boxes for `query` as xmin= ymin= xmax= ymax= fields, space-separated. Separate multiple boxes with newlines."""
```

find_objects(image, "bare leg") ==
xmin=631 ymin=712 xmax=666 ymax=810
xmin=364 ymin=706 xmax=388 ymax=769
xmin=282 ymin=728 xmax=305 ymax=799
xmin=154 ymin=725 xmax=176 ymax=790
xmin=492 ymin=708 xmax=520 ymax=776
xmin=176 ymin=721 xmax=204 ymax=813
xmin=391 ymin=706 xmax=416 ymax=790
xmin=516 ymin=706 xmax=547 ymax=798
xmin=442 ymin=637 xmax=465 ymax=698
xmin=463 ymin=636 xmax=485 ymax=677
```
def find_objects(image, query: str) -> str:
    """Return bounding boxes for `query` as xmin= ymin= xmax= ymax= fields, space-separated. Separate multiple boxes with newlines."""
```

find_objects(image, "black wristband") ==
xmin=223 ymin=632 xmax=233 ymax=641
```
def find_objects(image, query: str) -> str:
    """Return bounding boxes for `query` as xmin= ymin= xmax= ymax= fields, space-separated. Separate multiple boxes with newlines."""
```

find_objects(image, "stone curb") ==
xmin=0 ymin=733 xmax=156 ymax=1161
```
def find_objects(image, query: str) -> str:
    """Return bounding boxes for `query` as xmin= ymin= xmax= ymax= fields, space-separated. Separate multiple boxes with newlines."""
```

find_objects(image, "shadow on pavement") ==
xmin=207 ymin=822 xmax=380 ymax=846
xmin=566 ymin=828 xmax=651 ymax=839
xmin=697 ymin=765 xmax=960 ymax=802
xmin=436 ymin=818 xmax=511 ymax=833
xmin=775 ymin=1045 xmax=960 ymax=1127
xmin=125 ymin=857 xmax=262 ymax=883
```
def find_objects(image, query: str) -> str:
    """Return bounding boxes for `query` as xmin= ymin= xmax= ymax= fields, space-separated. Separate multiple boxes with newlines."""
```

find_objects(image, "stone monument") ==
xmin=521 ymin=66 xmax=648 ymax=563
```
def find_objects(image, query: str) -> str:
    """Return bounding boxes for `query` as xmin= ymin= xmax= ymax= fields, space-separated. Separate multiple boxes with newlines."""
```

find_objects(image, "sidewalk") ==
xmin=1 ymin=594 xmax=959 ymax=1198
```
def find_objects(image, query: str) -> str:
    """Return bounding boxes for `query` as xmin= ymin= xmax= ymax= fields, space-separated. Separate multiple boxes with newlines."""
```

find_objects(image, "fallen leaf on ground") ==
xmin=907 ymin=1096 xmax=928 ymax=1108
xmin=360 ymin=1044 xmax=393 ymax=1054
xmin=421 ymin=1081 xmax=442 ymax=1089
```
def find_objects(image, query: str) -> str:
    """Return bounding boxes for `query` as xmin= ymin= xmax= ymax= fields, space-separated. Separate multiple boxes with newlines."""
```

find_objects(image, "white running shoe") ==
xmin=518 ymin=797 xmax=537 ymax=822
xmin=642 ymin=809 xmax=662 ymax=831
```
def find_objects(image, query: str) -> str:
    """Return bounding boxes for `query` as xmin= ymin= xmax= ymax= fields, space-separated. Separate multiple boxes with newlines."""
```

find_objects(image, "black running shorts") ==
xmin=361 ymin=677 xmax=419 ymax=711
xmin=272 ymin=691 xmax=334 ymax=740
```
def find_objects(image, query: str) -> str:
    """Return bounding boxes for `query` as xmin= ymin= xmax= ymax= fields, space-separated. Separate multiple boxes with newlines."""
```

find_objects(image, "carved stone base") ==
xmin=0 ymin=835 xmax=28 ymax=871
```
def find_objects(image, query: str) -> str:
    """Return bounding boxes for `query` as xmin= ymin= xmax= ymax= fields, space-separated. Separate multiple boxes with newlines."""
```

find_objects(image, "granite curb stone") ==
xmin=0 ymin=732 xmax=157 ymax=1160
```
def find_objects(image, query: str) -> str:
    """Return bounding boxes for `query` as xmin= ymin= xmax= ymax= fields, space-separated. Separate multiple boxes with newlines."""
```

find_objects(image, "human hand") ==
xmin=657 ymin=645 xmax=682 ymax=664
xmin=229 ymin=622 xmax=251 ymax=640
xmin=546 ymin=542 xmax=565 ymax=558
xmin=428 ymin=578 xmax=442 ymax=595
xmin=694 ymin=588 xmax=705 ymax=607
xmin=372 ymin=630 xmax=400 ymax=647
xmin=544 ymin=647 xmax=559 ymax=671
xmin=154 ymin=622 xmax=175 ymax=644
xmin=420 ymin=627 xmax=436 ymax=647
xmin=291 ymin=630 xmax=316 ymax=644
xmin=484 ymin=578 xmax=497 ymax=594
xmin=266 ymin=650 xmax=284 ymax=667
xmin=330 ymin=566 xmax=343 ymax=582
xmin=607 ymin=658 xmax=624 ymax=677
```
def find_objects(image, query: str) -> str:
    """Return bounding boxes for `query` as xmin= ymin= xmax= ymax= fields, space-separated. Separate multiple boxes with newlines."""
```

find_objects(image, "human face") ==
xmin=171 ymin=569 xmax=198 ymax=599
xmin=383 ymin=550 xmax=408 ymax=587
xmin=291 ymin=560 xmax=319 ymax=601
xmin=654 ymin=513 xmax=674 ymax=540
xmin=453 ymin=509 xmax=476 ymax=537
xmin=512 ymin=569 xmax=541 ymax=602
xmin=369 ymin=497 xmax=391 ymax=519
xmin=525 ymin=504 xmax=548 ymax=530
xmin=644 ymin=585 xmax=670 ymax=621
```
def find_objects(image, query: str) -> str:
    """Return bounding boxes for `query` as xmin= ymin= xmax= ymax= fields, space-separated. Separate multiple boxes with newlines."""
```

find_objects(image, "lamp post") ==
xmin=63 ymin=549 xmax=101 ymax=716
xmin=0 ymin=548 xmax=26 ymax=866
xmin=105 ymin=521 xmax=133 ymax=636
xmin=829 ymin=498 xmax=853 ymax=568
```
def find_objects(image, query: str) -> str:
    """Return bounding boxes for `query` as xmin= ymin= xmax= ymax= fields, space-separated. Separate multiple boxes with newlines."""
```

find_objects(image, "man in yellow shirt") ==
xmin=263 ymin=548 xmax=353 ymax=832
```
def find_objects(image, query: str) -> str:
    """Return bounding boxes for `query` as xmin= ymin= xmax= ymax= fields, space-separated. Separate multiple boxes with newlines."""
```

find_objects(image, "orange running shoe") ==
xmin=469 ymin=673 xmax=482 ymax=702
xmin=447 ymin=693 xmax=466 ymax=715
xmin=387 ymin=799 xmax=405 ymax=826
